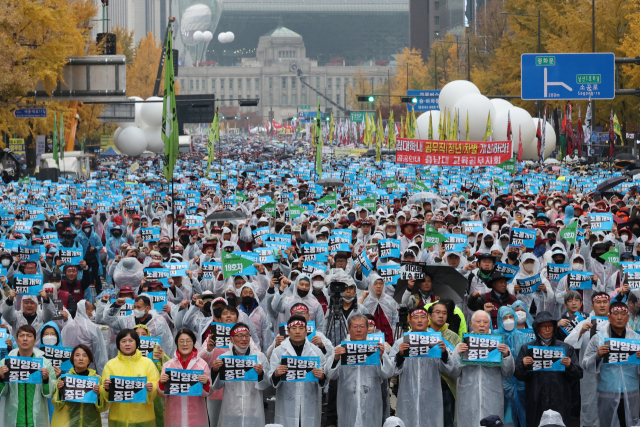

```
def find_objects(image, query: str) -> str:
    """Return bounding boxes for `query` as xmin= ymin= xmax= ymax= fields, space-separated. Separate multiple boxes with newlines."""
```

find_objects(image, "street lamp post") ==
xmin=502 ymin=10 xmax=542 ymax=118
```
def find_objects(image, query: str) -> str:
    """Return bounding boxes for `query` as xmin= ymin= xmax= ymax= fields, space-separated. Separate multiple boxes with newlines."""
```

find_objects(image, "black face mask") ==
xmin=595 ymin=253 xmax=606 ymax=264
xmin=553 ymin=257 xmax=565 ymax=265
xmin=507 ymin=252 xmax=519 ymax=261
xmin=226 ymin=295 xmax=237 ymax=306
xmin=159 ymin=247 xmax=170 ymax=255
xmin=179 ymin=235 xmax=190 ymax=244
xmin=634 ymin=228 xmax=640 ymax=238
xmin=485 ymin=240 xmax=494 ymax=248
xmin=212 ymin=306 xmax=223 ymax=319
xmin=297 ymin=288 xmax=309 ymax=298
xmin=548 ymin=239 xmax=556 ymax=246
xmin=480 ymin=268 xmax=493 ymax=275
xmin=241 ymin=296 xmax=254 ymax=306
xmin=275 ymin=224 xmax=283 ymax=232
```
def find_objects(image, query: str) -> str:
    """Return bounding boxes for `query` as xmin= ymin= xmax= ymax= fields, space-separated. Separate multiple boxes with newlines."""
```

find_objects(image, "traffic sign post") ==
xmin=298 ymin=111 xmax=305 ymax=118
xmin=14 ymin=108 xmax=47 ymax=118
xmin=521 ymin=53 xmax=615 ymax=100
xmin=406 ymin=90 xmax=441 ymax=112
xmin=350 ymin=111 xmax=376 ymax=123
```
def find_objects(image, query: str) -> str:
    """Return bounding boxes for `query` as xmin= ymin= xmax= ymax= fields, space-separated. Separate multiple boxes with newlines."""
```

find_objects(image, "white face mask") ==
xmin=523 ymin=263 xmax=534 ymax=273
xmin=516 ymin=311 xmax=527 ymax=324
xmin=42 ymin=335 xmax=57 ymax=346
xmin=468 ymin=237 xmax=476 ymax=244
xmin=342 ymin=297 xmax=355 ymax=303
xmin=1 ymin=259 xmax=10 ymax=267
xmin=233 ymin=344 xmax=249 ymax=354
xmin=89 ymin=314 xmax=96 ymax=321
xmin=502 ymin=318 xmax=515 ymax=331
xmin=132 ymin=309 xmax=147 ymax=318
xmin=83 ymin=228 xmax=91 ymax=233
xmin=312 ymin=281 xmax=324 ymax=290
xmin=572 ymin=263 xmax=584 ymax=271
xmin=622 ymin=235 xmax=629 ymax=242
xmin=491 ymin=225 xmax=499 ymax=231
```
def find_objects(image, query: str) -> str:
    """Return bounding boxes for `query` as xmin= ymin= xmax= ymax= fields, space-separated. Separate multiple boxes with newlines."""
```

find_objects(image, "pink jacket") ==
xmin=158 ymin=354 xmax=212 ymax=427
xmin=199 ymin=345 xmax=228 ymax=400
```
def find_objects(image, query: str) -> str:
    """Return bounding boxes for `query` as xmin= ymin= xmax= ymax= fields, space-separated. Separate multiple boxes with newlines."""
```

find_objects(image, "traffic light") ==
xmin=234 ymin=116 xmax=238 ymax=119
xmin=326 ymin=117 xmax=330 ymax=121
xmin=246 ymin=116 xmax=249 ymax=119
xmin=401 ymin=96 xmax=418 ymax=104
xmin=220 ymin=116 xmax=225 ymax=119
xmin=367 ymin=95 xmax=375 ymax=102
xmin=357 ymin=95 xmax=375 ymax=102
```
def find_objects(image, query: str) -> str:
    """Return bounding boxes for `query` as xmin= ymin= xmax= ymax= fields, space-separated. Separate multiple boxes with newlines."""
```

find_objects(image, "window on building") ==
xmin=316 ymin=76 xmax=320 ymax=88
xmin=291 ymin=94 xmax=297 ymax=105
xmin=269 ymin=77 xmax=272 ymax=89
xmin=336 ymin=78 xmax=341 ymax=87
xmin=282 ymin=94 xmax=287 ymax=105
xmin=344 ymin=78 xmax=349 ymax=87
xmin=196 ymin=80 xmax=199 ymax=90
xmin=282 ymin=77 xmax=287 ymax=89
xmin=327 ymin=78 xmax=332 ymax=89
xmin=255 ymin=78 xmax=260 ymax=90
xmin=435 ymin=16 xmax=440 ymax=24
xmin=190 ymin=80 xmax=194 ymax=90
xmin=229 ymin=79 xmax=233 ymax=89
xmin=202 ymin=79 xmax=205 ymax=91
xmin=337 ymin=94 xmax=340 ymax=104
xmin=246 ymin=78 xmax=251 ymax=91
xmin=181 ymin=79 xmax=185 ymax=89
xmin=301 ymin=93 xmax=307 ymax=104
xmin=435 ymin=1 xmax=440 ymax=10
xmin=211 ymin=79 xmax=216 ymax=89
xmin=238 ymin=79 xmax=242 ymax=90
xmin=291 ymin=77 xmax=296 ymax=89
xmin=221 ymin=79 xmax=225 ymax=89
xmin=370 ymin=78 xmax=374 ymax=89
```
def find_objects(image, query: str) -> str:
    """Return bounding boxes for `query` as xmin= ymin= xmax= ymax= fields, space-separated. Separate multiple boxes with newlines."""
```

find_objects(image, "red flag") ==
xmin=610 ymin=107 xmax=615 ymax=157
xmin=567 ymin=103 xmax=573 ymax=155
xmin=517 ymin=125 xmax=523 ymax=163
xmin=535 ymin=119 xmax=542 ymax=158
xmin=506 ymin=111 xmax=512 ymax=141
xmin=576 ymin=107 xmax=583 ymax=157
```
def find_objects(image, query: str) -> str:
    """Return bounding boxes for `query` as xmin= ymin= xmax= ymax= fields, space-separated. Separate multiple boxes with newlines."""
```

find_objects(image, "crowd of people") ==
xmin=0 ymin=145 xmax=638 ymax=427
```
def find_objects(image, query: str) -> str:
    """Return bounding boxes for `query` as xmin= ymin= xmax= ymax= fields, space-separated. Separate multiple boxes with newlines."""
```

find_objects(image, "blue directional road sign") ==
xmin=406 ymin=90 xmax=441 ymax=112
xmin=521 ymin=53 xmax=614 ymax=100
xmin=298 ymin=111 xmax=305 ymax=118
xmin=14 ymin=108 xmax=47 ymax=118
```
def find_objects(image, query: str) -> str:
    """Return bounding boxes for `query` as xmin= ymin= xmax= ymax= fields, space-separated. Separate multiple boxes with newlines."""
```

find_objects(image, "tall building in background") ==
xmin=409 ymin=0 xmax=441 ymax=62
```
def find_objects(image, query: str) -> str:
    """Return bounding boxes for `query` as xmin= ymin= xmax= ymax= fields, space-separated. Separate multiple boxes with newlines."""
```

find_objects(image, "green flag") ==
xmin=318 ymin=192 xmax=337 ymax=208
xmin=494 ymin=178 xmax=505 ymax=187
xmin=207 ymin=108 xmax=219 ymax=176
xmin=221 ymin=252 xmax=255 ymax=279
xmin=559 ymin=221 xmax=578 ymax=245
xmin=388 ymin=110 xmax=396 ymax=150
xmin=414 ymin=180 xmax=429 ymax=192
xmin=600 ymin=246 xmax=620 ymax=267
xmin=288 ymin=202 xmax=304 ymax=218
xmin=559 ymin=134 xmax=566 ymax=161
xmin=383 ymin=177 xmax=398 ymax=189
xmin=52 ymin=112 xmax=59 ymax=168
xmin=497 ymin=158 xmax=516 ymax=174
xmin=423 ymin=224 xmax=447 ymax=248
xmin=315 ymin=98 xmax=322 ymax=178
xmin=235 ymin=190 xmax=247 ymax=201
xmin=356 ymin=196 xmax=376 ymax=211
xmin=59 ymin=113 xmax=65 ymax=160
xmin=259 ymin=200 xmax=277 ymax=217
xmin=161 ymin=27 xmax=179 ymax=181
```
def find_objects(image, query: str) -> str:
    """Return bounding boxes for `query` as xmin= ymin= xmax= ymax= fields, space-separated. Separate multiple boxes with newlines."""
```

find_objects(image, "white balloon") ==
xmin=527 ymin=118 xmax=557 ymax=159
xmin=218 ymin=32 xmax=226 ymax=43
xmin=493 ymin=107 xmax=535 ymax=152
xmin=113 ymin=127 xmax=123 ymax=146
xmin=140 ymin=96 xmax=163 ymax=127
xmin=491 ymin=99 xmax=514 ymax=115
xmin=143 ymin=126 xmax=164 ymax=153
xmin=225 ymin=31 xmax=234 ymax=43
xmin=415 ymin=110 xmax=440 ymax=140
xmin=203 ymin=31 xmax=213 ymax=42
xmin=193 ymin=30 xmax=204 ymax=43
xmin=117 ymin=127 xmax=148 ymax=157
xmin=126 ymin=96 xmax=144 ymax=127
xmin=452 ymin=94 xmax=496 ymax=141
xmin=438 ymin=80 xmax=480 ymax=116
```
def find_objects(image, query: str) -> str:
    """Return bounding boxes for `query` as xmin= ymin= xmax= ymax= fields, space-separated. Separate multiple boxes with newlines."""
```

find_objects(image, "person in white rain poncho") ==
xmin=389 ymin=306 xmax=456 ymax=427
xmin=362 ymin=273 xmax=398 ymax=345
xmin=583 ymin=301 xmax=640 ymax=427
xmin=103 ymin=294 xmax=175 ymax=356
xmin=269 ymin=315 xmax=327 ymax=427
xmin=325 ymin=313 xmax=393 ymax=427
xmin=60 ymin=299 xmax=108 ymax=374
xmin=211 ymin=323 xmax=271 ymax=427
xmin=555 ymin=254 xmax=603 ymax=316
xmin=111 ymin=256 xmax=144 ymax=293
xmin=271 ymin=274 xmax=326 ymax=335
xmin=511 ymin=253 xmax=554 ymax=314
xmin=0 ymin=290 xmax=56 ymax=338
xmin=450 ymin=310 xmax=515 ymax=427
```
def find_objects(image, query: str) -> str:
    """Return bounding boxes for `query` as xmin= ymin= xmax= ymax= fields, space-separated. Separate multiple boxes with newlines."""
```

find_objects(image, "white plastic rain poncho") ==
xmin=271 ymin=275 xmax=326 ymax=334
xmin=179 ymin=302 xmax=260 ymax=348
xmin=60 ymin=299 xmax=109 ymax=374
xmin=237 ymin=283 xmax=272 ymax=352
xmin=212 ymin=345 xmax=271 ymax=427
xmin=112 ymin=257 xmax=144 ymax=293
xmin=450 ymin=329 xmax=515 ymax=427
xmin=0 ymin=295 xmax=55 ymax=338
xmin=540 ymin=246 xmax=569 ymax=317
xmin=583 ymin=323 xmax=640 ymax=427
xmin=539 ymin=409 xmax=566 ymax=426
xmin=511 ymin=253 xmax=553 ymax=314
xmin=554 ymin=254 xmax=604 ymax=315
xmin=383 ymin=416 xmax=406 ymax=427
xmin=103 ymin=302 xmax=175 ymax=356
xmin=268 ymin=338 xmax=326 ymax=427
xmin=388 ymin=331 xmax=456 ymax=427
xmin=0 ymin=347 xmax=56 ymax=427
xmin=362 ymin=273 xmax=398 ymax=344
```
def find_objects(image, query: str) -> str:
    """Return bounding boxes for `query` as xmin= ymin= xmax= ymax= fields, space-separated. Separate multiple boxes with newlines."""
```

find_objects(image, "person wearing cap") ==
xmin=450 ymin=310 xmax=514 ymax=427
xmin=271 ymin=274 xmax=326 ymax=335
xmin=389 ymin=306 xmax=456 ymax=427
xmin=512 ymin=253 xmax=553 ymax=315
xmin=1 ymin=286 xmax=56 ymax=339
xmin=515 ymin=310 xmax=582 ymax=427
xmin=554 ymin=254 xmax=602 ymax=316
xmin=237 ymin=283 xmax=271 ymax=352
xmin=362 ymin=273 xmax=398 ymax=345
xmin=468 ymin=272 xmax=517 ymax=326
xmin=75 ymin=220 xmax=104 ymax=296
xmin=58 ymin=261 xmax=93 ymax=308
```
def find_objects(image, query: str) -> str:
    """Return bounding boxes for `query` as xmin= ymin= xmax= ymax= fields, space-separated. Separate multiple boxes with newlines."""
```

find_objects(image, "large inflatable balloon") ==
xmin=415 ymin=110 xmax=441 ymax=140
xmin=527 ymin=118 xmax=557 ymax=159
xmin=438 ymin=81 xmax=481 ymax=116
xmin=144 ymin=126 xmax=164 ymax=153
xmin=113 ymin=127 xmax=123 ymax=146
xmin=117 ymin=127 xmax=148 ymax=157
xmin=452 ymin=94 xmax=496 ymax=141
xmin=140 ymin=97 xmax=163 ymax=128
xmin=491 ymin=99 xmax=514 ymax=116
xmin=493 ymin=107 xmax=535 ymax=152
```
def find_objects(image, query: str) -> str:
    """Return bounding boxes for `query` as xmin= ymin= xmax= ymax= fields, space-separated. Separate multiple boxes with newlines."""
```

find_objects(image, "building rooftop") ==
xmin=262 ymin=26 xmax=303 ymax=38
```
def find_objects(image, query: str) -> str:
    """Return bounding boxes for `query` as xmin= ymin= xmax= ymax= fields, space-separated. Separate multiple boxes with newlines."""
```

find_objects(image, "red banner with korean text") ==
xmin=395 ymin=138 xmax=513 ymax=166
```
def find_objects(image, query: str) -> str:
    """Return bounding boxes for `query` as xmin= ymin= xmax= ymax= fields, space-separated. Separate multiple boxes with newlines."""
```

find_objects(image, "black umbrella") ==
xmin=614 ymin=153 xmax=637 ymax=169
xmin=595 ymin=175 xmax=631 ymax=193
xmin=205 ymin=210 xmax=247 ymax=222
xmin=316 ymin=177 xmax=344 ymax=187
xmin=393 ymin=265 xmax=468 ymax=304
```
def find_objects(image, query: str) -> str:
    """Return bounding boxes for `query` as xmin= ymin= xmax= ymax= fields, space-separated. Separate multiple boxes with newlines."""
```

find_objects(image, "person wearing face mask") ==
xmin=497 ymin=306 xmax=530 ymax=427
xmin=272 ymin=275 xmax=326 ymax=335
xmin=515 ymin=311 xmax=583 ymax=427
xmin=209 ymin=323 xmax=269 ymax=427
xmin=309 ymin=271 xmax=329 ymax=314
xmin=362 ymin=274 xmax=398 ymax=345
xmin=106 ymin=224 xmax=128 ymax=262
xmin=477 ymin=234 xmax=495 ymax=255
xmin=511 ymin=253 xmax=553 ymax=316
xmin=554 ymin=254 xmax=603 ymax=316
xmin=103 ymin=295 xmax=174 ymax=357
xmin=237 ymin=283 xmax=271 ymax=352
xmin=324 ymin=278 xmax=368 ymax=347
xmin=60 ymin=299 xmax=108 ymax=374
xmin=467 ymin=253 xmax=497 ymax=308
xmin=384 ymin=222 xmax=397 ymax=240
xmin=403 ymin=274 xmax=439 ymax=309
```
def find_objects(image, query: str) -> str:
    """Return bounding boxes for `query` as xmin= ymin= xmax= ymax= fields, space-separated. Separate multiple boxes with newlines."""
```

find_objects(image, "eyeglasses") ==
xmin=350 ymin=325 xmax=367 ymax=330
xmin=178 ymin=339 xmax=193 ymax=345
xmin=233 ymin=334 xmax=250 ymax=339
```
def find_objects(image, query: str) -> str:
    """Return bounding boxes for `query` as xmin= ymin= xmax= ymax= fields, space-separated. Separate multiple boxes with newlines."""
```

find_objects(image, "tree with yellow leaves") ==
xmin=347 ymin=70 xmax=375 ymax=110
xmin=389 ymin=48 xmax=429 ymax=105
xmin=126 ymin=31 xmax=181 ymax=99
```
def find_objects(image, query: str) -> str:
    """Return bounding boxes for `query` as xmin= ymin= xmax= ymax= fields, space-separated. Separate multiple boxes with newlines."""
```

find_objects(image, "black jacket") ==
xmin=514 ymin=311 xmax=583 ymax=427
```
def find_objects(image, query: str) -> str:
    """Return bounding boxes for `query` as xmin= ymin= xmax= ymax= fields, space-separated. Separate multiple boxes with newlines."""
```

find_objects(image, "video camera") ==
xmin=329 ymin=281 xmax=346 ymax=295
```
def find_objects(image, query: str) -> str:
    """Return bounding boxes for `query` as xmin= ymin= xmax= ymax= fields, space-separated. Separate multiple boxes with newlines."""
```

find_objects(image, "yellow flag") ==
xmin=400 ymin=116 xmax=404 ymax=138
xmin=452 ymin=109 xmax=458 ymax=141
xmin=465 ymin=110 xmax=469 ymax=141
xmin=428 ymin=111 xmax=433 ymax=140
xmin=438 ymin=110 xmax=443 ymax=141
xmin=484 ymin=111 xmax=492 ymax=141
xmin=441 ymin=107 xmax=447 ymax=141
xmin=613 ymin=114 xmax=623 ymax=145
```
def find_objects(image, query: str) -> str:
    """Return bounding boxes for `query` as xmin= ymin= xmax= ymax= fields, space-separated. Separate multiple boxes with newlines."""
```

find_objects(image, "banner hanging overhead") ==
xmin=395 ymin=138 xmax=513 ymax=166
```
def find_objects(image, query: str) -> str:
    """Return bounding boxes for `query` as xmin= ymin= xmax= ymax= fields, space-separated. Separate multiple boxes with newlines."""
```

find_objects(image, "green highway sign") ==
xmin=300 ymin=106 xmax=311 ymax=110
xmin=350 ymin=111 xmax=376 ymax=123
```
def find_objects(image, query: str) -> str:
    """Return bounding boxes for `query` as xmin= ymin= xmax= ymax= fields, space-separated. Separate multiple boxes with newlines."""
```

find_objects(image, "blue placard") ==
xmin=108 ymin=375 xmax=147 ymax=403
xmin=41 ymin=232 xmax=59 ymax=246
xmin=517 ymin=274 xmax=541 ymax=295
xmin=280 ymin=355 xmax=320 ymax=382
xmin=139 ymin=337 xmax=162 ymax=361
xmin=567 ymin=271 xmax=593 ymax=290
xmin=340 ymin=340 xmax=381 ymax=366
xmin=588 ymin=212 xmax=614 ymax=232
xmin=18 ymin=244 xmax=42 ymax=262
xmin=367 ymin=333 xmax=385 ymax=344
xmin=519 ymin=328 xmax=536 ymax=341
xmin=494 ymin=262 xmax=519 ymax=279
xmin=462 ymin=221 xmax=483 ymax=234
xmin=219 ymin=356 xmax=258 ymax=382
xmin=252 ymin=226 xmax=271 ymax=241
xmin=604 ymin=338 xmax=640 ymax=365
xmin=521 ymin=53 xmax=615 ymax=100
xmin=42 ymin=344 xmax=73 ymax=372
xmin=60 ymin=374 xmax=98 ymax=403
xmin=5 ymin=356 xmax=43 ymax=383
xmin=510 ymin=228 xmax=537 ymax=249
xmin=561 ymin=312 xmax=585 ymax=336
xmin=58 ymin=248 xmax=83 ymax=265
xmin=165 ymin=262 xmax=189 ymax=277
xmin=356 ymin=250 xmax=373 ymax=277
xmin=547 ymin=263 xmax=570 ymax=282
xmin=403 ymin=331 xmax=443 ymax=358
xmin=254 ymin=248 xmax=277 ymax=264
xmin=14 ymin=273 xmax=43 ymax=295
xmin=165 ymin=368 xmax=205 ymax=395
xmin=14 ymin=220 xmax=33 ymax=233
xmin=443 ymin=234 xmax=467 ymax=252
xmin=144 ymin=267 xmax=170 ymax=287
xmin=378 ymin=239 xmax=401 ymax=259
xmin=147 ymin=291 xmax=167 ymax=312
xmin=462 ymin=334 xmax=503 ymax=364
xmin=527 ymin=346 xmax=566 ymax=371
xmin=300 ymin=243 xmax=329 ymax=263
xmin=140 ymin=227 xmax=160 ymax=243
xmin=378 ymin=264 xmax=402 ymax=285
